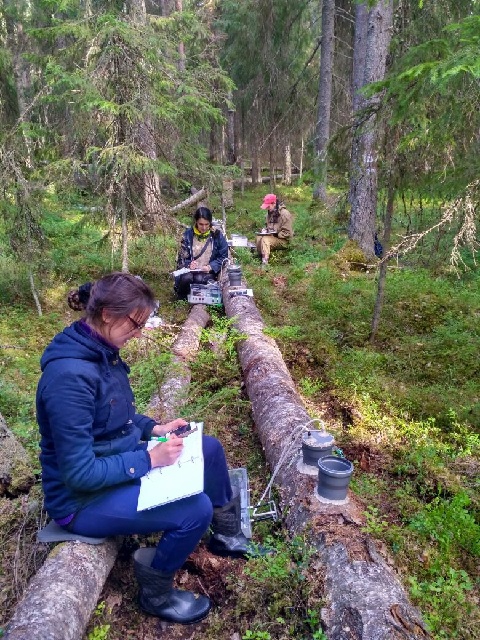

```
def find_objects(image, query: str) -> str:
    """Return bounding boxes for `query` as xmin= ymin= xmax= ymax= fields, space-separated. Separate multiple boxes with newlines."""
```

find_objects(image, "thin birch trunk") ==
xmin=283 ymin=143 xmax=292 ymax=185
xmin=28 ymin=272 xmax=42 ymax=317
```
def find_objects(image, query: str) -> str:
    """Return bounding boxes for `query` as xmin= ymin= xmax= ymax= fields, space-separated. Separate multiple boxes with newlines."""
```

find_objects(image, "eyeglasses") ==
xmin=127 ymin=315 xmax=148 ymax=331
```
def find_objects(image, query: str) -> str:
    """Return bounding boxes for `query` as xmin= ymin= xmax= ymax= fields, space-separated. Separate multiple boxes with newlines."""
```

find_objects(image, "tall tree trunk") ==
xmin=299 ymin=136 xmax=304 ymax=181
xmin=209 ymin=126 xmax=218 ymax=162
xmin=348 ymin=0 xmax=393 ymax=259
xmin=269 ymin=143 xmax=275 ymax=189
xmin=127 ymin=0 xmax=163 ymax=232
xmin=251 ymin=139 xmax=261 ymax=186
xmin=226 ymin=91 xmax=236 ymax=165
xmin=351 ymin=2 xmax=368 ymax=113
xmin=174 ymin=0 xmax=186 ymax=71
xmin=5 ymin=11 xmax=33 ymax=165
xmin=313 ymin=0 xmax=335 ymax=202
xmin=128 ymin=0 xmax=147 ymax=23
xmin=370 ymin=180 xmax=394 ymax=342
xmin=240 ymin=159 xmax=245 ymax=195
xmin=121 ymin=186 xmax=129 ymax=273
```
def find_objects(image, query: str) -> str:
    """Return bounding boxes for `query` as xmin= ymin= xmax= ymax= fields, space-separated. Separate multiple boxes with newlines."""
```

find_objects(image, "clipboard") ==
xmin=137 ymin=422 xmax=204 ymax=510
xmin=171 ymin=267 xmax=206 ymax=277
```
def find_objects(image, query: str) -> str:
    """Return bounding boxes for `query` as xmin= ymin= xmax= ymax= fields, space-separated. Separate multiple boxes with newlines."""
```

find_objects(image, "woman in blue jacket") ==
xmin=37 ymin=273 xmax=251 ymax=624
xmin=174 ymin=207 xmax=228 ymax=299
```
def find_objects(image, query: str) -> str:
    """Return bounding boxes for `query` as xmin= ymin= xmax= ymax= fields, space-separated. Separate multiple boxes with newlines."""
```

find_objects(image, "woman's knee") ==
xmin=186 ymin=492 xmax=213 ymax=530
xmin=203 ymin=435 xmax=225 ymax=461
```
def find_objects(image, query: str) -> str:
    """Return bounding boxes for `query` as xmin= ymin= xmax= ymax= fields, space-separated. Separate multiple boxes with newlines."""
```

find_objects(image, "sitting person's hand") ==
xmin=152 ymin=418 xmax=188 ymax=437
xmin=149 ymin=434 xmax=184 ymax=468
xmin=189 ymin=260 xmax=210 ymax=272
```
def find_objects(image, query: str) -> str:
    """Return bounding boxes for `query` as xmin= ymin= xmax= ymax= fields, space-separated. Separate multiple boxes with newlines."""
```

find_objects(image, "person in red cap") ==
xmin=255 ymin=194 xmax=294 ymax=266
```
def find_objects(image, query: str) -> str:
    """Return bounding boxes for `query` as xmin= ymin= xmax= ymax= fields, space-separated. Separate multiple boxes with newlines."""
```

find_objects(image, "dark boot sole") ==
xmin=139 ymin=604 xmax=211 ymax=625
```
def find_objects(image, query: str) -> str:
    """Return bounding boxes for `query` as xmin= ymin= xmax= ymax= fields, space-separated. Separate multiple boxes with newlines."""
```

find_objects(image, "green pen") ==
xmin=150 ymin=436 xmax=168 ymax=442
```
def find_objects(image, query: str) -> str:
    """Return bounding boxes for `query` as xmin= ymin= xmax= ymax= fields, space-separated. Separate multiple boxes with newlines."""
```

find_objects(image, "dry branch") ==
xmin=221 ymin=277 xmax=428 ymax=640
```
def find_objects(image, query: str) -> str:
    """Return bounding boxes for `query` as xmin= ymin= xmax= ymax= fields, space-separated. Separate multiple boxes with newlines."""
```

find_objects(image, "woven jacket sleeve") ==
xmin=135 ymin=413 xmax=157 ymax=442
xmin=209 ymin=231 xmax=229 ymax=274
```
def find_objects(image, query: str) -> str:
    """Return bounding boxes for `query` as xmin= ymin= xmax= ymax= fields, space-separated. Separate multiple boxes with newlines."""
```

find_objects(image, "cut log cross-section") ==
xmin=221 ymin=277 xmax=428 ymax=640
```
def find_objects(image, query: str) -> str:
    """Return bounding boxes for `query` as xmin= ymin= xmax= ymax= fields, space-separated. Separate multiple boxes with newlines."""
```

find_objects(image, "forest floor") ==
xmin=78 ymin=277 xmax=397 ymax=640
xmin=1 ymin=185 xmax=479 ymax=640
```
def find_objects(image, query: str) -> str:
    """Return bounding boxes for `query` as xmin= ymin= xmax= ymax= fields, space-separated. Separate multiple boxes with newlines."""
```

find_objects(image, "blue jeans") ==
xmin=67 ymin=436 xmax=232 ymax=572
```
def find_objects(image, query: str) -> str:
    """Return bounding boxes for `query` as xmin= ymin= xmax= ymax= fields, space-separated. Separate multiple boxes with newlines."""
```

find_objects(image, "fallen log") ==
xmin=221 ymin=277 xmax=429 ymax=640
xmin=0 ymin=412 xmax=35 ymax=497
xmin=168 ymin=188 xmax=207 ymax=215
xmin=4 ymin=539 xmax=120 ymax=640
xmin=148 ymin=304 xmax=211 ymax=422
xmin=232 ymin=173 xmax=300 ymax=187
xmin=4 ymin=307 xmax=209 ymax=640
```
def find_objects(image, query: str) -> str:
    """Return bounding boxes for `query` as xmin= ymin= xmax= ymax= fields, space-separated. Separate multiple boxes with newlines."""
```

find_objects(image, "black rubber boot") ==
xmin=208 ymin=488 xmax=272 ymax=558
xmin=133 ymin=548 xmax=211 ymax=624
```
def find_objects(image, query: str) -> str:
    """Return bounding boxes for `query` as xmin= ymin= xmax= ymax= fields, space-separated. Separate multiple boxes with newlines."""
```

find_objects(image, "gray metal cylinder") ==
xmin=317 ymin=456 xmax=354 ymax=501
xmin=227 ymin=266 xmax=242 ymax=287
xmin=301 ymin=430 xmax=335 ymax=467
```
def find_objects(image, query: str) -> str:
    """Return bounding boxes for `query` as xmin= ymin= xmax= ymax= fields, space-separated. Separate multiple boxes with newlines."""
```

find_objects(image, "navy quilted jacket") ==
xmin=36 ymin=321 xmax=155 ymax=519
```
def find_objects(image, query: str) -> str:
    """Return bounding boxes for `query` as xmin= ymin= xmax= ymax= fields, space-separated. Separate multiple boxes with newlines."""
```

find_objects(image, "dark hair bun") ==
xmin=67 ymin=282 xmax=93 ymax=311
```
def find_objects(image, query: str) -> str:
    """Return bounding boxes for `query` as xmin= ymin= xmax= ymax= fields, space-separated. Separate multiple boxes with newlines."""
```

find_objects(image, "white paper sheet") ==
xmin=137 ymin=422 xmax=204 ymax=511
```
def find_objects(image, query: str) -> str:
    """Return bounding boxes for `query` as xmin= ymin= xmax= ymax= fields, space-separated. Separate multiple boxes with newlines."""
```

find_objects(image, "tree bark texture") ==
xmin=4 ymin=539 xmax=121 ymax=640
xmin=226 ymin=91 xmax=236 ymax=165
xmin=148 ymin=305 xmax=211 ymax=422
xmin=348 ymin=1 xmax=393 ymax=260
xmin=221 ymin=278 xmax=428 ymax=640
